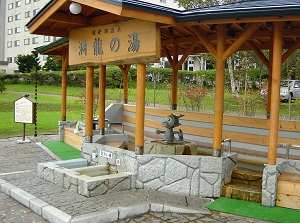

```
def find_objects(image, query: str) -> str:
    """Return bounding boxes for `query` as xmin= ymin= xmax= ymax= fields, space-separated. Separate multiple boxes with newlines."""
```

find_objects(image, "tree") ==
xmin=16 ymin=54 xmax=41 ymax=73
xmin=43 ymin=56 xmax=62 ymax=71
xmin=174 ymin=0 xmax=243 ymax=9
xmin=0 ymin=81 xmax=6 ymax=93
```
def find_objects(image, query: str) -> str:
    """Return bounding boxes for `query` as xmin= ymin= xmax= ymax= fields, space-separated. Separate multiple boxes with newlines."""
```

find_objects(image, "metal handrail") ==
xmin=277 ymin=143 xmax=300 ymax=160
xmin=222 ymin=138 xmax=232 ymax=154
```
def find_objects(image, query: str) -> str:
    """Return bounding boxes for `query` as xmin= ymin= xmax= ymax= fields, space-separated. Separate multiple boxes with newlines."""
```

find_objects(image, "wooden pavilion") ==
xmin=27 ymin=0 xmax=300 ymax=165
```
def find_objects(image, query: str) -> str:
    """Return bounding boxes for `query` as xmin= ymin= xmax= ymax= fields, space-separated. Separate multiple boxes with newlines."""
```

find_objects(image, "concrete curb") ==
xmin=0 ymin=176 xmax=213 ymax=223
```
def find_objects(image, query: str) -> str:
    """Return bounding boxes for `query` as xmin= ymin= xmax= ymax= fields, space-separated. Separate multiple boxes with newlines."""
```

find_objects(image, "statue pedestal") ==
xmin=144 ymin=141 xmax=197 ymax=155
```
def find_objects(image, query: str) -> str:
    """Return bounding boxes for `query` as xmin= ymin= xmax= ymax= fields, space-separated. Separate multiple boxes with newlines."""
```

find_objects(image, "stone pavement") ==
xmin=0 ymin=135 xmax=273 ymax=223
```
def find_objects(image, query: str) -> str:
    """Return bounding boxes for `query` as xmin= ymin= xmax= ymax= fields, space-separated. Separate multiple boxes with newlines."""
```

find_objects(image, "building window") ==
xmin=33 ymin=8 xmax=39 ymax=16
xmin=24 ymin=38 xmax=30 ymax=45
xmin=7 ymin=57 xmax=13 ymax=63
xmin=34 ymin=0 xmax=40 ymax=2
xmin=44 ymin=36 xmax=51 ymax=42
xmin=8 ymin=29 xmax=13 ymax=35
xmin=14 ymin=57 xmax=17 ymax=63
xmin=15 ymin=27 xmax=20 ymax=34
xmin=16 ymin=1 xmax=21 ymax=7
xmin=160 ymin=0 xmax=166 ymax=3
xmin=7 ymin=41 xmax=12 ymax=48
xmin=32 ymin=37 xmax=39 ymax=44
xmin=25 ymin=11 xmax=31 ymax=18
xmin=8 ymin=16 xmax=13 ymax=22
xmin=43 ymin=55 xmax=48 ymax=61
xmin=15 ymin=14 xmax=21 ymax=20
xmin=8 ymin=3 xmax=13 ymax=9
xmin=24 ymin=26 xmax=29 ymax=32
xmin=15 ymin=40 xmax=20 ymax=47
xmin=25 ymin=0 xmax=31 ymax=4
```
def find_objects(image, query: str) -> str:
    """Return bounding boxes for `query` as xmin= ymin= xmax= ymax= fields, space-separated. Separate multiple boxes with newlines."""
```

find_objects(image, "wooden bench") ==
xmin=277 ymin=172 xmax=300 ymax=210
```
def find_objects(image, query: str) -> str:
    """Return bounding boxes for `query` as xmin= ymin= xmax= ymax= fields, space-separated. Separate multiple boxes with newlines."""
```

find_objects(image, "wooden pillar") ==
xmin=268 ymin=22 xmax=283 ymax=164
xmin=85 ymin=66 xmax=94 ymax=143
xmin=118 ymin=64 xmax=131 ymax=104
xmin=98 ymin=65 xmax=106 ymax=135
xmin=171 ymin=69 xmax=178 ymax=110
xmin=212 ymin=24 xmax=226 ymax=157
xmin=135 ymin=64 xmax=146 ymax=155
xmin=171 ymin=44 xmax=178 ymax=110
xmin=61 ymin=49 xmax=68 ymax=121
xmin=267 ymin=35 xmax=274 ymax=119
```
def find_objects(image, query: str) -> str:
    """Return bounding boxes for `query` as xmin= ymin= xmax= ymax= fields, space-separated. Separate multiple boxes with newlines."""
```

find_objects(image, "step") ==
xmin=221 ymin=169 xmax=262 ymax=203
xmin=231 ymin=169 xmax=262 ymax=186
xmin=222 ymin=183 xmax=262 ymax=203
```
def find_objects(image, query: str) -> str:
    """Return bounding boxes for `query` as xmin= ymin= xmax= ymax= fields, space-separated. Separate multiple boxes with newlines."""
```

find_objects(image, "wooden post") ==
xmin=135 ymin=64 xmax=146 ymax=155
xmin=98 ymin=65 xmax=106 ymax=135
xmin=171 ymin=44 xmax=178 ymax=110
xmin=171 ymin=69 xmax=178 ymax=110
xmin=85 ymin=66 xmax=94 ymax=143
xmin=267 ymin=35 xmax=274 ymax=119
xmin=118 ymin=64 xmax=131 ymax=104
xmin=212 ymin=24 xmax=226 ymax=157
xmin=61 ymin=49 xmax=68 ymax=121
xmin=268 ymin=22 xmax=283 ymax=164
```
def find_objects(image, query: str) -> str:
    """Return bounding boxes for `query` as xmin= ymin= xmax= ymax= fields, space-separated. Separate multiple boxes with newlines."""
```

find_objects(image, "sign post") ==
xmin=14 ymin=95 xmax=37 ymax=143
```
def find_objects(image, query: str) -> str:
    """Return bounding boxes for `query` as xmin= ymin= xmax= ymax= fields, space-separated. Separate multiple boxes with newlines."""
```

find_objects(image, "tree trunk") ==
xmin=227 ymin=56 xmax=237 ymax=97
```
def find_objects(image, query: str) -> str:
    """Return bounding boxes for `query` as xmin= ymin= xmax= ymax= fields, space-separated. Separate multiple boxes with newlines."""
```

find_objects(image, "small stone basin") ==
xmin=38 ymin=159 xmax=133 ymax=197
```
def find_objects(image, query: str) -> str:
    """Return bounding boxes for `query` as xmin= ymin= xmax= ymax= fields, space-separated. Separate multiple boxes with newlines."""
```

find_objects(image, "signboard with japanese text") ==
xmin=14 ymin=96 xmax=37 ymax=124
xmin=69 ymin=19 xmax=161 ymax=66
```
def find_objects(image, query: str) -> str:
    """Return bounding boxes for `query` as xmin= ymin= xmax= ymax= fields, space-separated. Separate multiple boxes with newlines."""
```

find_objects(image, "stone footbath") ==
xmin=38 ymin=158 xmax=133 ymax=197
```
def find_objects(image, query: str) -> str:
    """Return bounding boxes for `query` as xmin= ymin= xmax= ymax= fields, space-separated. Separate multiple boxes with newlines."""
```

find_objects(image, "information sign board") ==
xmin=14 ymin=96 xmax=37 ymax=124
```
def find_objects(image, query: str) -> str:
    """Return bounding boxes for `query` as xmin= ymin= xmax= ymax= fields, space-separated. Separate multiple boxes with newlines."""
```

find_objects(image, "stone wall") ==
xmin=262 ymin=159 xmax=300 ymax=207
xmin=82 ymin=142 xmax=237 ymax=198
xmin=58 ymin=121 xmax=77 ymax=141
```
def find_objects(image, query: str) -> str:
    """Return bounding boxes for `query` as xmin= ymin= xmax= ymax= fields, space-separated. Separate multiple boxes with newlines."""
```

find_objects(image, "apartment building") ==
xmin=0 ymin=0 xmax=181 ymax=74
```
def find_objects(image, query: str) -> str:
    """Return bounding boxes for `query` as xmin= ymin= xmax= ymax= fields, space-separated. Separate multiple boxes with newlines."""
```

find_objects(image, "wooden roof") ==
xmin=28 ymin=0 xmax=300 ymax=59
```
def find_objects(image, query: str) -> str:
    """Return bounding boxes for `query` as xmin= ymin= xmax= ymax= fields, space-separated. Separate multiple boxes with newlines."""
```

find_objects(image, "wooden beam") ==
xmin=135 ymin=64 xmax=146 ymax=154
xmin=268 ymin=22 xmax=283 ymax=165
xmin=91 ymin=14 xmax=129 ymax=26
xmin=190 ymin=26 xmax=217 ymax=59
xmin=213 ymin=24 xmax=226 ymax=157
xmin=98 ymin=65 xmax=106 ymax=135
xmin=222 ymin=23 xmax=261 ymax=61
xmin=163 ymin=46 xmax=174 ymax=68
xmin=85 ymin=66 xmax=94 ymax=143
xmin=174 ymin=42 xmax=198 ymax=70
xmin=282 ymin=38 xmax=300 ymax=63
xmin=49 ymin=12 xmax=91 ymax=26
xmin=31 ymin=27 xmax=69 ymax=38
xmin=28 ymin=0 xmax=67 ymax=34
xmin=76 ymin=0 xmax=123 ymax=15
xmin=246 ymin=41 xmax=269 ymax=68
xmin=120 ymin=8 xmax=176 ymax=25
xmin=179 ymin=15 xmax=300 ymax=26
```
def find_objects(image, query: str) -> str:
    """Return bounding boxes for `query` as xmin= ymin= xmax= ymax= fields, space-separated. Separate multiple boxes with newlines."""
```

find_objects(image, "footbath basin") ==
xmin=38 ymin=159 xmax=133 ymax=197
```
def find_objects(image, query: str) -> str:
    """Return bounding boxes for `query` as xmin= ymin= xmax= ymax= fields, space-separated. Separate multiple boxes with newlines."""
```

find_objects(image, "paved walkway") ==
xmin=0 ymin=135 xmax=273 ymax=223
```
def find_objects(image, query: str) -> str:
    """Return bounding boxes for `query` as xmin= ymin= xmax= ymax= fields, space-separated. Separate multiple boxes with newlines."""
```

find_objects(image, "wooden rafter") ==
xmin=190 ymin=26 xmax=217 ymax=59
xmin=175 ymin=42 xmax=198 ymax=70
xmin=282 ymin=38 xmax=300 ymax=63
xmin=222 ymin=23 xmax=262 ymax=61
xmin=246 ymin=41 xmax=270 ymax=68
xmin=48 ymin=12 xmax=91 ymax=26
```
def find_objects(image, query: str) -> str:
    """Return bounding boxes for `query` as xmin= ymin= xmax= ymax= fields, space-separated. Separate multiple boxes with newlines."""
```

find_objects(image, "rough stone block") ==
xmin=44 ymin=168 xmax=55 ymax=183
xmin=165 ymin=158 xmax=187 ymax=185
xmin=42 ymin=205 xmax=72 ymax=223
xmin=29 ymin=198 xmax=49 ymax=215
xmin=150 ymin=202 xmax=164 ymax=212
xmin=138 ymin=158 xmax=165 ymax=183
xmin=71 ymin=208 xmax=119 ymax=223
xmin=118 ymin=201 xmax=150 ymax=220
xmin=10 ymin=188 xmax=36 ymax=208
xmin=1 ymin=182 xmax=17 ymax=196
xmin=163 ymin=204 xmax=200 ymax=214
xmin=201 ymin=157 xmax=223 ymax=173
xmin=159 ymin=178 xmax=190 ymax=195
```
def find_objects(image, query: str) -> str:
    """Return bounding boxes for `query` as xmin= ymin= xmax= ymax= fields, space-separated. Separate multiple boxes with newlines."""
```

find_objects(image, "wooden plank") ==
xmin=64 ymin=128 xmax=83 ymax=151
xmin=278 ymin=173 xmax=300 ymax=182
xmin=277 ymin=180 xmax=300 ymax=197
xmin=276 ymin=193 xmax=300 ymax=210
xmin=103 ymin=141 xmax=125 ymax=148
xmin=276 ymin=137 xmax=300 ymax=147
xmin=123 ymin=115 xmax=267 ymax=146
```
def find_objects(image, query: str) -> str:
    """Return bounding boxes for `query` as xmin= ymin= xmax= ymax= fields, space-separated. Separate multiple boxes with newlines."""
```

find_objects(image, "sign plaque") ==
xmin=69 ymin=19 xmax=161 ymax=66
xmin=14 ymin=96 xmax=37 ymax=124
